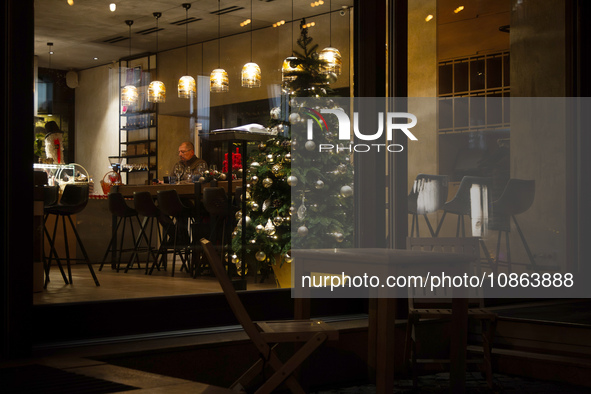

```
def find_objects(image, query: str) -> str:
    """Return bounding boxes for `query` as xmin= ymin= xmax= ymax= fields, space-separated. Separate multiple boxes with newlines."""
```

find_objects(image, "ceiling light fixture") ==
xmin=273 ymin=20 xmax=285 ymax=28
xmin=148 ymin=12 xmax=165 ymax=103
xmin=178 ymin=3 xmax=196 ymax=98
xmin=241 ymin=0 xmax=261 ymax=88
xmin=282 ymin=0 xmax=303 ymax=84
xmin=210 ymin=0 xmax=229 ymax=92
xmin=110 ymin=3 xmax=116 ymax=12
xmin=425 ymin=14 xmax=434 ymax=22
xmin=454 ymin=5 xmax=464 ymax=13
xmin=319 ymin=0 xmax=341 ymax=77
xmin=121 ymin=20 xmax=138 ymax=107
xmin=67 ymin=0 xmax=74 ymax=6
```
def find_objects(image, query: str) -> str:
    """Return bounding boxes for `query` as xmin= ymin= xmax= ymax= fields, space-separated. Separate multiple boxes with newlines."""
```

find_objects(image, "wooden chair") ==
xmin=200 ymin=238 xmax=339 ymax=394
xmin=405 ymin=237 xmax=497 ymax=388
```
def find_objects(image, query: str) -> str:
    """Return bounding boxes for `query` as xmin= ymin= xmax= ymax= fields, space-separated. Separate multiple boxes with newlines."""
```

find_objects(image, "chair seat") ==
xmin=257 ymin=320 xmax=339 ymax=342
xmin=45 ymin=204 xmax=86 ymax=216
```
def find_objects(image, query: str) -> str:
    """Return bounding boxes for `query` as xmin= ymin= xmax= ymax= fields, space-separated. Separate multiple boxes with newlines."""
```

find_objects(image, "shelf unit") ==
xmin=117 ymin=55 xmax=158 ymax=185
xmin=438 ymin=51 xmax=510 ymax=134
xmin=437 ymin=51 xmax=511 ymax=184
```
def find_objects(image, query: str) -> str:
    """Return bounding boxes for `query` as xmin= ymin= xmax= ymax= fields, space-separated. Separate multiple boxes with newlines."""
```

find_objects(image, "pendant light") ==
xmin=210 ymin=0 xmax=229 ymax=92
xmin=282 ymin=0 xmax=303 ymax=83
xmin=148 ymin=12 xmax=166 ymax=103
xmin=241 ymin=0 xmax=261 ymax=88
xmin=121 ymin=20 xmax=139 ymax=107
xmin=178 ymin=3 xmax=196 ymax=98
xmin=319 ymin=0 xmax=341 ymax=76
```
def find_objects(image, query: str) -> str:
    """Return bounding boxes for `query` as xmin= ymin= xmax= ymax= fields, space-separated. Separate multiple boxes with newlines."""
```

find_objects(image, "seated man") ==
xmin=175 ymin=141 xmax=207 ymax=182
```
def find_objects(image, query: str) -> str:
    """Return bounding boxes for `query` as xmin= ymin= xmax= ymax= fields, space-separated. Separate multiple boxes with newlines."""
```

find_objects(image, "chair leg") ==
xmin=479 ymin=239 xmax=497 ymax=274
xmin=410 ymin=214 xmax=416 ymax=237
xmin=99 ymin=217 xmax=124 ymax=271
xmin=43 ymin=215 xmax=69 ymax=287
xmin=423 ymin=214 xmax=436 ymax=237
xmin=256 ymin=334 xmax=328 ymax=394
xmin=512 ymin=215 xmax=538 ymax=272
xmin=435 ymin=211 xmax=447 ymax=237
xmin=61 ymin=215 xmax=73 ymax=284
xmin=66 ymin=215 xmax=100 ymax=286
xmin=505 ymin=231 xmax=511 ymax=274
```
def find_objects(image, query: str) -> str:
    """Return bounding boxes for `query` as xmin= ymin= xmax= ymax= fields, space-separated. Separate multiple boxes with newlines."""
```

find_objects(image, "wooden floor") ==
xmin=34 ymin=263 xmax=278 ymax=305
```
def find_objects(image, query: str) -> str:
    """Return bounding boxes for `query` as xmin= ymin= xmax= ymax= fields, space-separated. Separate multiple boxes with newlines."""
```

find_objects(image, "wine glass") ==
xmin=173 ymin=163 xmax=185 ymax=184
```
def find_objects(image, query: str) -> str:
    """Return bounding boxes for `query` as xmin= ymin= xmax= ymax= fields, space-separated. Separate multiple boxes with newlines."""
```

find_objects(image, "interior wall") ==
xmin=75 ymin=64 xmax=119 ymax=192
xmin=507 ymin=0 xmax=567 ymax=269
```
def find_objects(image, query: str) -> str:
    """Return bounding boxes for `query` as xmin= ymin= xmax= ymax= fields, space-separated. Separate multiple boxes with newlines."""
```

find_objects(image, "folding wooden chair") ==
xmin=200 ymin=238 xmax=339 ymax=394
xmin=404 ymin=237 xmax=497 ymax=388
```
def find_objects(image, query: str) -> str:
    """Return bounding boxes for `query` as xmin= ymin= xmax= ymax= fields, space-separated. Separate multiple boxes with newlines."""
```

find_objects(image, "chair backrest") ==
xmin=408 ymin=174 xmax=449 ymax=214
xmin=133 ymin=191 xmax=159 ymax=217
xmin=493 ymin=179 xmax=535 ymax=216
xmin=444 ymin=176 xmax=491 ymax=216
xmin=203 ymin=187 xmax=229 ymax=217
xmin=200 ymin=239 xmax=270 ymax=352
xmin=59 ymin=184 xmax=89 ymax=208
xmin=157 ymin=189 xmax=185 ymax=217
xmin=108 ymin=192 xmax=135 ymax=217
xmin=43 ymin=186 xmax=60 ymax=207
xmin=406 ymin=237 xmax=483 ymax=308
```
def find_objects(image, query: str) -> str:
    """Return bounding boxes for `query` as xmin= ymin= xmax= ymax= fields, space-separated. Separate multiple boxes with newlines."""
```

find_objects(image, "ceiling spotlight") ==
xmin=67 ymin=0 xmax=74 ymax=5
xmin=273 ymin=20 xmax=285 ymax=28
xmin=454 ymin=5 xmax=464 ymax=13
xmin=240 ymin=19 xmax=251 ymax=27
xmin=110 ymin=3 xmax=116 ymax=12
xmin=425 ymin=14 xmax=434 ymax=22
xmin=93 ymin=57 xmax=99 ymax=60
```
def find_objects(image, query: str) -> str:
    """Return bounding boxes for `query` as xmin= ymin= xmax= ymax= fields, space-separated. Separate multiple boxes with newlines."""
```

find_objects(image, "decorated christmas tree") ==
xmin=231 ymin=19 xmax=354 ymax=281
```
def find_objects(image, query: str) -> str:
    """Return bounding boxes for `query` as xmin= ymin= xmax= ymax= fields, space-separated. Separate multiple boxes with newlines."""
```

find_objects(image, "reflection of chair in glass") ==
xmin=201 ymin=238 xmax=339 ymax=393
xmin=44 ymin=184 xmax=100 ymax=287
xmin=435 ymin=176 xmax=490 ymax=237
xmin=489 ymin=179 xmax=537 ymax=273
xmin=405 ymin=237 xmax=497 ymax=389
xmin=408 ymin=174 xmax=449 ymax=237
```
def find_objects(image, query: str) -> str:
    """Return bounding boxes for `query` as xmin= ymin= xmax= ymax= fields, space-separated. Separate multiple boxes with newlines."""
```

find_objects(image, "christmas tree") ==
xmin=231 ymin=19 xmax=354 ymax=280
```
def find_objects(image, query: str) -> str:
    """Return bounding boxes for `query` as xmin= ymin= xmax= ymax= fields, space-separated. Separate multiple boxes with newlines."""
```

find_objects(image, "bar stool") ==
xmin=99 ymin=192 xmax=145 ymax=272
xmin=408 ymin=174 xmax=449 ymax=237
xmin=151 ymin=189 xmax=194 ymax=276
xmin=41 ymin=185 xmax=69 ymax=286
xmin=127 ymin=191 xmax=164 ymax=274
xmin=44 ymin=184 xmax=100 ymax=286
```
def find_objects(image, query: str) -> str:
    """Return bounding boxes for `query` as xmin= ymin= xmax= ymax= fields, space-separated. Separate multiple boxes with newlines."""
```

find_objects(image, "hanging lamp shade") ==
xmin=281 ymin=56 xmax=303 ymax=83
xmin=210 ymin=68 xmax=229 ymax=92
xmin=122 ymin=20 xmax=138 ymax=107
xmin=241 ymin=62 xmax=261 ymax=88
xmin=121 ymin=85 xmax=139 ymax=107
xmin=148 ymin=80 xmax=166 ymax=103
xmin=178 ymin=4 xmax=196 ymax=98
xmin=148 ymin=12 xmax=166 ymax=103
xmin=319 ymin=47 xmax=342 ymax=75
xmin=178 ymin=75 xmax=196 ymax=98
xmin=211 ymin=0 xmax=228 ymax=93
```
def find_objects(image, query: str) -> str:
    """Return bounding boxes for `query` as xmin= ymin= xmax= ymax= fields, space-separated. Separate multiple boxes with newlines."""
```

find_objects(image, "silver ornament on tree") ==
xmin=255 ymin=250 xmax=267 ymax=262
xmin=284 ymin=253 xmax=293 ymax=264
xmin=266 ymin=154 xmax=274 ymax=163
xmin=297 ymin=196 xmax=307 ymax=220
xmin=270 ymin=107 xmax=281 ymax=120
xmin=297 ymin=226 xmax=309 ymax=237
xmin=315 ymin=180 xmax=324 ymax=189
xmin=287 ymin=175 xmax=298 ymax=187
xmin=340 ymin=185 xmax=353 ymax=198
xmin=337 ymin=163 xmax=347 ymax=174
xmin=284 ymin=152 xmax=291 ymax=162
xmin=332 ymin=232 xmax=344 ymax=242
xmin=250 ymin=175 xmax=259 ymax=184
xmin=255 ymin=224 xmax=265 ymax=234
xmin=262 ymin=178 xmax=273 ymax=188
xmin=289 ymin=206 xmax=296 ymax=215
xmin=288 ymin=112 xmax=301 ymax=123
xmin=305 ymin=140 xmax=316 ymax=151
xmin=273 ymin=216 xmax=283 ymax=226
xmin=264 ymin=219 xmax=276 ymax=235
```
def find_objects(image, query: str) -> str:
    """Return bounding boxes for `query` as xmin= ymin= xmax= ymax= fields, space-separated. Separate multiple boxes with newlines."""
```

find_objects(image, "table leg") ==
xmin=110 ymin=213 xmax=117 ymax=269
xmin=450 ymin=297 xmax=468 ymax=393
